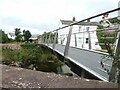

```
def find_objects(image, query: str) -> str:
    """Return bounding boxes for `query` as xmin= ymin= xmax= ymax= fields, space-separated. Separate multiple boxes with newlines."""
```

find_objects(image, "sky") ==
xmin=0 ymin=0 xmax=120 ymax=35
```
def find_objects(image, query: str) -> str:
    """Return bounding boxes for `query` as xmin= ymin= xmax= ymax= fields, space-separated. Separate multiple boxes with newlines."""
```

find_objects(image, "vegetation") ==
xmin=0 ymin=29 xmax=9 ymax=43
xmin=23 ymin=30 xmax=32 ymax=42
xmin=15 ymin=28 xmax=22 ymax=42
xmin=109 ymin=17 xmax=120 ymax=24
xmin=96 ymin=25 xmax=117 ymax=49
xmin=2 ymin=44 xmax=63 ymax=73
xmin=97 ymin=17 xmax=119 ymax=49
xmin=98 ymin=17 xmax=120 ymax=86
xmin=0 ymin=27 xmax=33 ymax=44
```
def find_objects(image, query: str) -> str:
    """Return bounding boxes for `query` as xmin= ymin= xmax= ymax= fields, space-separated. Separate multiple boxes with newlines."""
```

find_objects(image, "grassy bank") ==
xmin=2 ymin=43 xmax=63 ymax=73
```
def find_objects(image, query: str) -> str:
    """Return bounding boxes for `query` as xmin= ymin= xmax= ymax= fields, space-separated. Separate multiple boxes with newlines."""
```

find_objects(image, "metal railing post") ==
xmin=45 ymin=34 xmax=48 ymax=44
xmin=74 ymin=33 xmax=77 ymax=47
xmin=87 ymin=19 xmax=92 ymax=49
xmin=109 ymin=25 xmax=120 ymax=83
xmin=42 ymin=35 xmax=45 ymax=43
xmin=109 ymin=2 xmax=120 ymax=83
xmin=53 ymin=31 xmax=58 ymax=49
xmin=39 ymin=36 xmax=42 ymax=44
xmin=64 ymin=25 xmax=73 ymax=57
xmin=47 ymin=33 xmax=51 ymax=46
xmin=115 ymin=25 xmax=120 ymax=83
xmin=42 ymin=35 xmax=44 ymax=44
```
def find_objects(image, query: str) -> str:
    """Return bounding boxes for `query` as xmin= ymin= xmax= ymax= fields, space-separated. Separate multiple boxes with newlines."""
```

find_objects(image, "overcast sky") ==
xmin=0 ymin=0 xmax=120 ymax=34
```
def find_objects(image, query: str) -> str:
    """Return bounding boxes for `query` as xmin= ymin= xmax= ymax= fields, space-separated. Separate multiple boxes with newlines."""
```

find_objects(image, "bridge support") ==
xmin=81 ymin=69 xmax=85 ymax=78
xmin=47 ymin=33 xmax=51 ymax=46
xmin=109 ymin=3 xmax=120 ymax=83
xmin=45 ymin=34 xmax=48 ymax=44
xmin=64 ymin=26 xmax=73 ymax=57
xmin=87 ymin=19 xmax=92 ymax=49
xmin=74 ymin=33 xmax=77 ymax=47
xmin=53 ymin=31 xmax=58 ymax=49
xmin=109 ymin=26 xmax=120 ymax=83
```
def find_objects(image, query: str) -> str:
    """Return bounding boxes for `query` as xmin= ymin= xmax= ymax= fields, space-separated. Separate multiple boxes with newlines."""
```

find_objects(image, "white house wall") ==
xmin=7 ymin=34 xmax=15 ymax=40
xmin=58 ymin=24 xmax=101 ymax=50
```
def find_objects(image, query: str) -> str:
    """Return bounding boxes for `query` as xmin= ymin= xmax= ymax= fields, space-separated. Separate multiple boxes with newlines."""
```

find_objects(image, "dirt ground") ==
xmin=0 ymin=44 xmax=21 ymax=49
xmin=1 ymin=64 xmax=118 ymax=89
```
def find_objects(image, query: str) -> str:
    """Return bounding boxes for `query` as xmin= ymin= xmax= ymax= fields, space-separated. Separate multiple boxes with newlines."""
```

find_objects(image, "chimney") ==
xmin=73 ymin=17 xmax=76 ymax=21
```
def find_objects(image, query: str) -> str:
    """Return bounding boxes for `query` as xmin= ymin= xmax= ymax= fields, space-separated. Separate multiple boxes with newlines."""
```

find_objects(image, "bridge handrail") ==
xmin=40 ymin=7 xmax=120 ymax=56
xmin=45 ymin=8 xmax=120 ymax=34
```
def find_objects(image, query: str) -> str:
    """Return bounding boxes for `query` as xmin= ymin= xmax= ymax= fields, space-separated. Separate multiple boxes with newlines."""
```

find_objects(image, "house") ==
xmin=58 ymin=18 xmax=101 ymax=50
xmin=30 ymin=34 xmax=39 ymax=40
xmin=7 ymin=33 xmax=15 ymax=40
xmin=29 ymin=34 xmax=39 ymax=43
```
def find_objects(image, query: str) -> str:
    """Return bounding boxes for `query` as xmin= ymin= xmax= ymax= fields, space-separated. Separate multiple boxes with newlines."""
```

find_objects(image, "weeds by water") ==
xmin=2 ymin=44 xmax=63 ymax=73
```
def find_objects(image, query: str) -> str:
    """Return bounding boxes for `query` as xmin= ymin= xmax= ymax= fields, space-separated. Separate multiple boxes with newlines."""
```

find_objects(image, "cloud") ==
xmin=0 ymin=16 xmax=22 ymax=26
xmin=0 ymin=16 xmax=58 ymax=33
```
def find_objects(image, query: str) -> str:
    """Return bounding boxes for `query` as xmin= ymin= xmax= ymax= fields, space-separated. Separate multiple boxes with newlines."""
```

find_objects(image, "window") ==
xmin=78 ymin=37 xmax=81 ymax=39
xmin=86 ymin=38 xmax=89 ymax=43
xmin=79 ymin=26 xmax=81 ymax=32
xmin=95 ymin=42 xmax=98 ymax=45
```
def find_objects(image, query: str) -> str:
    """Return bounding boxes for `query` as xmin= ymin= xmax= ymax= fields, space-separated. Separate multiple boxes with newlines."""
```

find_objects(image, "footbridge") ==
xmin=38 ymin=7 xmax=120 ymax=82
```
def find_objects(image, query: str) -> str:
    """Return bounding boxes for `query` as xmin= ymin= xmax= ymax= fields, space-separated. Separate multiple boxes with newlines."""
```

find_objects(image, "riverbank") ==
xmin=2 ymin=64 xmax=118 ymax=88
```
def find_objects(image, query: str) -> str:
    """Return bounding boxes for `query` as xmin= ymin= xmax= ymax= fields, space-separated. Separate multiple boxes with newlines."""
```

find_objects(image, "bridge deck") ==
xmin=47 ymin=44 xmax=112 ymax=82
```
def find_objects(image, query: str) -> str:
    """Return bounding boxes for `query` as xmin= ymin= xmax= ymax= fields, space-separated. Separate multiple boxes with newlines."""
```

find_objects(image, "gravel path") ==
xmin=2 ymin=64 xmax=118 ymax=89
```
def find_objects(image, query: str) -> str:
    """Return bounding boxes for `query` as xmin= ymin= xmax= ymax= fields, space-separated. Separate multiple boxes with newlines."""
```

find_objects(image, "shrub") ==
xmin=96 ymin=26 xmax=117 ymax=49
xmin=2 ymin=48 xmax=19 ymax=65
xmin=18 ymin=46 xmax=43 ymax=68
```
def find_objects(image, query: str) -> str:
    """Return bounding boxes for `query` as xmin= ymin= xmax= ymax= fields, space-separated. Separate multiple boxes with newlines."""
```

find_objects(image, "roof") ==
xmin=60 ymin=20 xmax=100 ymax=26
xmin=8 ymin=33 xmax=15 ymax=36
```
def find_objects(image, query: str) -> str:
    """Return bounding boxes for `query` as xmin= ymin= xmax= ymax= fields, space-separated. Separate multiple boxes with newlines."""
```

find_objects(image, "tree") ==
xmin=0 ymin=29 xmax=9 ymax=43
xmin=23 ymin=30 xmax=32 ymax=42
xmin=109 ymin=17 xmax=120 ymax=24
xmin=15 ymin=28 xmax=22 ymax=42
xmin=97 ymin=17 xmax=119 ymax=49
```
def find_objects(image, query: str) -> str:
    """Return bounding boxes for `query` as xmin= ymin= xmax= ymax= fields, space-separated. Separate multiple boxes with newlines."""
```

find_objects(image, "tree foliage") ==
xmin=23 ymin=30 xmax=32 ymax=42
xmin=97 ymin=17 xmax=119 ymax=49
xmin=109 ymin=17 xmax=120 ymax=24
xmin=0 ymin=29 xmax=9 ymax=43
xmin=15 ymin=28 xmax=22 ymax=42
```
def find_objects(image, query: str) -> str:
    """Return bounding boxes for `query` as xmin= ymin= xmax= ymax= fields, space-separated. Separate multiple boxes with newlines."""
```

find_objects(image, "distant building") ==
xmin=58 ymin=18 xmax=101 ymax=50
xmin=7 ymin=33 xmax=15 ymax=40
xmin=30 ymin=34 xmax=38 ymax=40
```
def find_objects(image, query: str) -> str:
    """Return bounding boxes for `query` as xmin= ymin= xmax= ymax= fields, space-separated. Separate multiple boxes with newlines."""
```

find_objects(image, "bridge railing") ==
xmin=38 ymin=7 xmax=120 ymax=82
xmin=39 ymin=7 xmax=120 ymax=58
